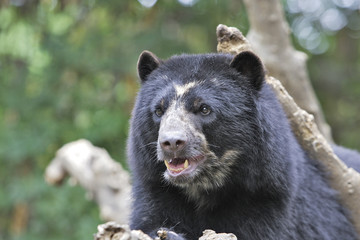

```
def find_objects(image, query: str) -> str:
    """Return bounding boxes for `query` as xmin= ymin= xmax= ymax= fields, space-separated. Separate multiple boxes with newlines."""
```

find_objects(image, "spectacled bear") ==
xmin=127 ymin=50 xmax=360 ymax=240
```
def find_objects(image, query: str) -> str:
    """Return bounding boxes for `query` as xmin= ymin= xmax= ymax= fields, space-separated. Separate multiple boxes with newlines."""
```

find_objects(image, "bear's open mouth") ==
xmin=164 ymin=155 xmax=205 ymax=176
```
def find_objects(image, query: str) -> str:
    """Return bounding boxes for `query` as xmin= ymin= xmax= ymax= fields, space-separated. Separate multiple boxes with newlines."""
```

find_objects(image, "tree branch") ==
xmin=44 ymin=139 xmax=131 ymax=224
xmin=217 ymin=23 xmax=360 ymax=237
xmin=93 ymin=222 xmax=237 ymax=240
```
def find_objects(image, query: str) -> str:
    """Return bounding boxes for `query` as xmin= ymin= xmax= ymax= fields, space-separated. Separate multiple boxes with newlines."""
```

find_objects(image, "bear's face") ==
xmin=134 ymin=51 xmax=265 ymax=200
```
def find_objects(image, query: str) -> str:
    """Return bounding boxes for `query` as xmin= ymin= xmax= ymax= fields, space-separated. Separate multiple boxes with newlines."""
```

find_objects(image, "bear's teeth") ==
xmin=164 ymin=159 xmax=189 ymax=171
xmin=184 ymin=159 xmax=189 ymax=169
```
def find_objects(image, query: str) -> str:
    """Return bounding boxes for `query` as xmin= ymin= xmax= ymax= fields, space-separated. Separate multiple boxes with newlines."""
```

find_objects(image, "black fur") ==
xmin=137 ymin=50 xmax=163 ymax=83
xmin=127 ymin=51 xmax=360 ymax=240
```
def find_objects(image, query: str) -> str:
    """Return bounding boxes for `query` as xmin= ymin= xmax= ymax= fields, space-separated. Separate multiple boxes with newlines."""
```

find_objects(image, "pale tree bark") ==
xmin=216 ymin=24 xmax=360 ymax=237
xmin=241 ymin=0 xmax=333 ymax=142
xmin=93 ymin=222 xmax=237 ymax=240
xmin=94 ymin=222 xmax=153 ymax=240
xmin=45 ymin=139 xmax=131 ymax=224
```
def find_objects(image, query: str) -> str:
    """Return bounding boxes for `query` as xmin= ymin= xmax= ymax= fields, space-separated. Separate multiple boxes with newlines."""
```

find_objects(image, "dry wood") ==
xmin=45 ymin=139 xmax=131 ymax=224
xmin=93 ymin=222 xmax=237 ymax=240
xmin=94 ymin=222 xmax=153 ymax=240
xmin=217 ymin=23 xmax=360 ymax=237
xmin=199 ymin=230 xmax=237 ymax=240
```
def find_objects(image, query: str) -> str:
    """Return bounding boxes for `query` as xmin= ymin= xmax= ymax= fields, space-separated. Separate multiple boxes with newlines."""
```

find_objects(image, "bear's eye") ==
xmin=154 ymin=107 xmax=164 ymax=117
xmin=199 ymin=104 xmax=211 ymax=116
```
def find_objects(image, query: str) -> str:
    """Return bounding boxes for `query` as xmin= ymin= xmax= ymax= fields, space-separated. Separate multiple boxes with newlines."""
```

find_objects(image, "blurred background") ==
xmin=0 ymin=0 xmax=359 ymax=239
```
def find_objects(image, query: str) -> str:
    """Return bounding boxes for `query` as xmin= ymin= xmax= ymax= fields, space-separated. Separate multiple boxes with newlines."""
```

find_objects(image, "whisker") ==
xmin=149 ymin=154 xmax=159 ymax=162
xmin=138 ymin=141 xmax=158 ymax=150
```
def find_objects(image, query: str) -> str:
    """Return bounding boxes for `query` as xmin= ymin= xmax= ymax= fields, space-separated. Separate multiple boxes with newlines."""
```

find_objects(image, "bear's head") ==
xmin=129 ymin=51 xmax=289 ymax=203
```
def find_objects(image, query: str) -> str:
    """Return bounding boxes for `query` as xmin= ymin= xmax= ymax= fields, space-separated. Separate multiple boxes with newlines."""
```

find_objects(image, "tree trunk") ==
xmin=242 ymin=0 xmax=333 ymax=142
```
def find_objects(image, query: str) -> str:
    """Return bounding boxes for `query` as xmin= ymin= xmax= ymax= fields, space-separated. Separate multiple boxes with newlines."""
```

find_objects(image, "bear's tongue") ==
xmin=164 ymin=158 xmax=189 ymax=173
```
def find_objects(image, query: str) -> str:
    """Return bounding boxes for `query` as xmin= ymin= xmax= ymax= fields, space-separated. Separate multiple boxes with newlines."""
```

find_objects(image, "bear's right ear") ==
xmin=230 ymin=51 xmax=265 ymax=91
xmin=137 ymin=50 xmax=162 ymax=83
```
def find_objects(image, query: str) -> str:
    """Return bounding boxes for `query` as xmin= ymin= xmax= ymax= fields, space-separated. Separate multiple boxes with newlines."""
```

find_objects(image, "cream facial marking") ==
xmin=220 ymin=150 xmax=241 ymax=162
xmin=174 ymin=82 xmax=196 ymax=97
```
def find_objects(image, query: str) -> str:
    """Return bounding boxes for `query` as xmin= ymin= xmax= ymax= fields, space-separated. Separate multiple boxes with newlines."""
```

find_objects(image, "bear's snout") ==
xmin=159 ymin=131 xmax=187 ymax=154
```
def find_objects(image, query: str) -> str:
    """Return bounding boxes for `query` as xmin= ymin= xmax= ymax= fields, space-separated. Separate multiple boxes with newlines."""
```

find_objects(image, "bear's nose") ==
xmin=159 ymin=132 xmax=187 ymax=153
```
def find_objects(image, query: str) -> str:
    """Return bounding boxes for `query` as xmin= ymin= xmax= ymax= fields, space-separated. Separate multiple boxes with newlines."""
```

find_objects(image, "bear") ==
xmin=127 ymin=50 xmax=360 ymax=240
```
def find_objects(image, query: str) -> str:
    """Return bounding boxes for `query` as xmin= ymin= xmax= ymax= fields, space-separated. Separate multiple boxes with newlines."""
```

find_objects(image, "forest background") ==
xmin=1 ymin=0 xmax=360 ymax=239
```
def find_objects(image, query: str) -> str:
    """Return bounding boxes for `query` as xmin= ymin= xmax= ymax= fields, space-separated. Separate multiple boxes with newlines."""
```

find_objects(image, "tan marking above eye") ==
xmin=174 ymin=82 xmax=196 ymax=97
xmin=193 ymin=98 xmax=201 ymax=109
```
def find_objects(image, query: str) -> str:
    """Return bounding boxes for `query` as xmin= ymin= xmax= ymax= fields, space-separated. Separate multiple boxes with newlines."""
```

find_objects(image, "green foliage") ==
xmin=309 ymin=39 xmax=360 ymax=150
xmin=283 ymin=0 xmax=360 ymax=149
xmin=0 ymin=0 xmax=359 ymax=239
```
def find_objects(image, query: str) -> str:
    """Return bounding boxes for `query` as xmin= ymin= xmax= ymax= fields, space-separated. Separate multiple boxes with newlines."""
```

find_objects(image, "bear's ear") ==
xmin=137 ymin=50 xmax=162 ymax=83
xmin=230 ymin=51 xmax=265 ymax=91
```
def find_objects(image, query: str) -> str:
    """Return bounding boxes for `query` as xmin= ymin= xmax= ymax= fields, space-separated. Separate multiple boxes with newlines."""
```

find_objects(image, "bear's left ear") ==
xmin=230 ymin=51 xmax=265 ymax=91
xmin=137 ymin=50 xmax=163 ymax=83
